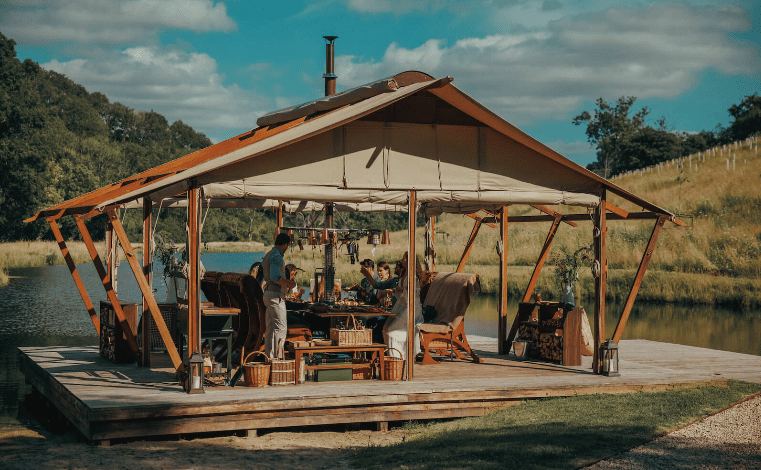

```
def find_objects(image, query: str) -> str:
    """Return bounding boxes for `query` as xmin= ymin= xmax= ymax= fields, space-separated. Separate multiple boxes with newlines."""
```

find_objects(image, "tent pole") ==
xmin=75 ymin=216 xmax=139 ymax=356
xmin=593 ymin=193 xmax=608 ymax=374
xmin=276 ymin=200 xmax=283 ymax=241
xmin=407 ymin=190 xmax=417 ymax=380
xmin=141 ymin=197 xmax=153 ymax=367
xmin=187 ymin=187 xmax=201 ymax=358
xmin=425 ymin=216 xmax=435 ymax=271
xmin=612 ymin=214 xmax=668 ymax=344
xmin=498 ymin=207 xmax=508 ymax=354
xmin=456 ymin=218 xmax=483 ymax=273
xmin=48 ymin=218 xmax=99 ymax=335
xmin=505 ymin=215 xmax=561 ymax=347
xmin=105 ymin=210 xmax=185 ymax=374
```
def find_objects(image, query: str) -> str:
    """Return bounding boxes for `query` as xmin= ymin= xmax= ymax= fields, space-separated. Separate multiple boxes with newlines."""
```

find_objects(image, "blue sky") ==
xmin=3 ymin=0 xmax=759 ymax=166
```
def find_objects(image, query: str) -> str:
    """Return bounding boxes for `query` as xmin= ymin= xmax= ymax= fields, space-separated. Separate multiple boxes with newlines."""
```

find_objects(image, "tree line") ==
xmin=574 ymin=94 xmax=761 ymax=178
xmin=0 ymin=32 xmax=411 ymax=244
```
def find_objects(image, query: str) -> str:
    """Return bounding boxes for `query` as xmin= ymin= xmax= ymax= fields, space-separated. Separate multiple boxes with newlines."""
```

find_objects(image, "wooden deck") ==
xmin=18 ymin=337 xmax=761 ymax=444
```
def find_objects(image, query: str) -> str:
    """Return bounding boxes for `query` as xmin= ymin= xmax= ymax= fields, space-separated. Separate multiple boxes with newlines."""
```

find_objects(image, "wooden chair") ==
xmin=418 ymin=272 xmax=484 ymax=365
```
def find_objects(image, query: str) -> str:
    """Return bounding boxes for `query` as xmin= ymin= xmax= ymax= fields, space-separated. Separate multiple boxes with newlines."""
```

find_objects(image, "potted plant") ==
xmin=549 ymin=243 xmax=592 ymax=306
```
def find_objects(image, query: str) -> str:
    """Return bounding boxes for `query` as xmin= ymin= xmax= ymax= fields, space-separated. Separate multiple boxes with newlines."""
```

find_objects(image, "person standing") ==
xmin=261 ymin=233 xmax=297 ymax=358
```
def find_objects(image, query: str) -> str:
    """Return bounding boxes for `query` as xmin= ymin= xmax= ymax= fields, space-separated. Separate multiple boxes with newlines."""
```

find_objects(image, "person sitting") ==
xmin=248 ymin=261 xmax=264 ymax=288
xmin=362 ymin=253 xmax=422 ymax=360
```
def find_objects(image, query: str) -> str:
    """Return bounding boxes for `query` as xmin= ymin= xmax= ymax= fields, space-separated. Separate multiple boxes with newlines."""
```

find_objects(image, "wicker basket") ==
xmin=383 ymin=348 xmax=405 ymax=381
xmin=242 ymin=351 xmax=270 ymax=387
xmin=270 ymin=340 xmax=295 ymax=386
xmin=330 ymin=315 xmax=372 ymax=346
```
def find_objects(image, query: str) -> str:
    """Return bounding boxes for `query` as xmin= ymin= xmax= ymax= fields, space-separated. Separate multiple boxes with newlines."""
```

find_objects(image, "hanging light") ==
xmin=600 ymin=340 xmax=619 ymax=377
xmin=287 ymin=229 xmax=295 ymax=244
xmin=308 ymin=230 xmax=318 ymax=246
xmin=187 ymin=351 xmax=205 ymax=394
xmin=367 ymin=231 xmax=380 ymax=245
xmin=320 ymin=228 xmax=330 ymax=245
xmin=381 ymin=229 xmax=391 ymax=245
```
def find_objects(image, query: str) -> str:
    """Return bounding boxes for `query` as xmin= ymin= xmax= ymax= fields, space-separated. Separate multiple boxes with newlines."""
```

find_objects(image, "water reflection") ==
xmin=1 ymin=252 xmax=759 ymax=423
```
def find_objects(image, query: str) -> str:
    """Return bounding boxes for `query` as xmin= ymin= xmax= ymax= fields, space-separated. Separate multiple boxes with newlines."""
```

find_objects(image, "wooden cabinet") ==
xmin=99 ymin=301 xmax=139 ymax=363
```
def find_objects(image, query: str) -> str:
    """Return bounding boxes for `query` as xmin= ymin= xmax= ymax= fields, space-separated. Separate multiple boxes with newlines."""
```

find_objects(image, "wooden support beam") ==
xmin=464 ymin=212 xmax=497 ymax=228
xmin=505 ymin=212 xmax=673 ymax=223
xmin=75 ymin=217 xmax=139 ymax=355
xmin=105 ymin=209 xmax=185 ymax=374
xmin=276 ymin=200 xmax=283 ymax=242
xmin=187 ymin=188 xmax=201 ymax=357
xmin=612 ymin=214 xmax=668 ymax=344
xmin=456 ymin=218 xmax=483 ymax=273
xmin=425 ymin=216 xmax=435 ymax=271
xmin=498 ymin=207 xmax=508 ymax=354
xmin=505 ymin=215 xmax=562 ymax=347
xmin=593 ymin=195 xmax=608 ymax=374
xmin=47 ymin=218 xmax=99 ymax=335
xmin=407 ymin=190 xmax=417 ymax=380
xmin=529 ymin=205 xmax=578 ymax=227
xmin=604 ymin=202 xmax=629 ymax=218
xmin=141 ymin=197 xmax=153 ymax=367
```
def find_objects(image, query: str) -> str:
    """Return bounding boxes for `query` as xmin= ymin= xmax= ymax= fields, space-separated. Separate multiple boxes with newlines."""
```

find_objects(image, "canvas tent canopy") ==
xmin=27 ymin=70 xmax=679 ymax=383
xmin=27 ymin=71 xmax=674 ymax=222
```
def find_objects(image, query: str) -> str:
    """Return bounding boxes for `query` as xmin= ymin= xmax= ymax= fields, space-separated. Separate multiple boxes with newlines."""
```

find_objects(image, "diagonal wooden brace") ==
xmin=456 ymin=217 xmax=483 ymax=273
xmin=74 ymin=216 xmax=139 ymax=355
xmin=506 ymin=215 xmax=562 ymax=347
xmin=612 ymin=214 xmax=668 ymax=344
xmin=106 ymin=209 xmax=185 ymax=374
xmin=48 ymin=218 xmax=100 ymax=334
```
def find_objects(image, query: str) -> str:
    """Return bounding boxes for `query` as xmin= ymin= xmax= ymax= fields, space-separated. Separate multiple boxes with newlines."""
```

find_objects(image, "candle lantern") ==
xmin=188 ymin=351 xmax=205 ymax=394
xmin=381 ymin=229 xmax=391 ymax=245
xmin=367 ymin=231 xmax=380 ymax=245
xmin=600 ymin=340 xmax=619 ymax=377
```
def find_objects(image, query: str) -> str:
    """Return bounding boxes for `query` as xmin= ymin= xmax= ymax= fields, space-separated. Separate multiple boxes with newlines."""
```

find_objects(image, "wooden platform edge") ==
xmin=18 ymin=348 xmax=92 ymax=440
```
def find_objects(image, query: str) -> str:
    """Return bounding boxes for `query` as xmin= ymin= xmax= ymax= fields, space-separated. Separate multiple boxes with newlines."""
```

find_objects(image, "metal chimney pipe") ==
xmin=323 ymin=35 xmax=338 ymax=96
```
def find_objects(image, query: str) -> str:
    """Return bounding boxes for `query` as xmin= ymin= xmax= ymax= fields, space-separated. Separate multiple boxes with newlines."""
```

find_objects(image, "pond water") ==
xmin=1 ymin=252 xmax=759 ymax=425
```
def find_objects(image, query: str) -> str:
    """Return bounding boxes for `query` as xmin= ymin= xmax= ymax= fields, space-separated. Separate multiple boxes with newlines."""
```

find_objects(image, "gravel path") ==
xmin=587 ymin=394 xmax=761 ymax=469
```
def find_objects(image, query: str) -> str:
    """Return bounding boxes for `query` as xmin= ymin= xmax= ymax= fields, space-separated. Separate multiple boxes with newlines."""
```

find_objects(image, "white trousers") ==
xmin=263 ymin=292 xmax=287 ymax=358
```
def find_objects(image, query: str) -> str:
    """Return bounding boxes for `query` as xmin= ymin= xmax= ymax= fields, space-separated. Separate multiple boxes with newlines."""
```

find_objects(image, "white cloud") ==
xmin=1 ymin=0 xmax=236 ymax=45
xmin=336 ymin=3 xmax=759 ymax=125
xmin=42 ymin=46 xmax=269 ymax=141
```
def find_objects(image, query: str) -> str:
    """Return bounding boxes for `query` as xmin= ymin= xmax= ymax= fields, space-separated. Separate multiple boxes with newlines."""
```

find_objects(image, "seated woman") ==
xmin=362 ymin=253 xmax=422 ymax=360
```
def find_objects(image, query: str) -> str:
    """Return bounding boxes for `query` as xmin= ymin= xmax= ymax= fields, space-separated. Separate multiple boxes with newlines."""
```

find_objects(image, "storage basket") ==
xmin=382 ymin=348 xmax=405 ymax=381
xmin=330 ymin=315 xmax=372 ymax=346
xmin=242 ymin=350 xmax=270 ymax=387
xmin=270 ymin=340 xmax=295 ymax=386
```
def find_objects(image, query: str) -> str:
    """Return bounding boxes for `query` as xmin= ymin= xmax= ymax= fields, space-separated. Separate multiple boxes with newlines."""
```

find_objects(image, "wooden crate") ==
xmin=99 ymin=301 xmax=139 ymax=363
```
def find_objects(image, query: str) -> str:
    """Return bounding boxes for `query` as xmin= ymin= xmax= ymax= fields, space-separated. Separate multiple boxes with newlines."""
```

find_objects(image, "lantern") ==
xmin=188 ymin=351 xmax=205 ymax=394
xmin=320 ymin=228 xmax=330 ymax=245
xmin=600 ymin=340 xmax=619 ymax=377
xmin=380 ymin=229 xmax=391 ymax=245
xmin=367 ymin=231 xmax=380 ymax=245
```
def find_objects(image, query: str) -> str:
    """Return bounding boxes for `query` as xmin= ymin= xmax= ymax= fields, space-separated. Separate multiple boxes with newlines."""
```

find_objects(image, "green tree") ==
xmin=573 ymin=96 xmax=649 ymax=178
xmin=726 ymin=93 xmax=761 ymax=142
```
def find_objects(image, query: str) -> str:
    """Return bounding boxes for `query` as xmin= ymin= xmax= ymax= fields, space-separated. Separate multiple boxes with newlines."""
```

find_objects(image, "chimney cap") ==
xmin=323 ymin=35 xmax=339 ymax=43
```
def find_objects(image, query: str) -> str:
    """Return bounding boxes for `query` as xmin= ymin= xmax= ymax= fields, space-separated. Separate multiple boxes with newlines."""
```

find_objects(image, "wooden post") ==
xmin=276 ymin=200 xmax=283 ymax=241
xmin=141 ymin=197 xmax=153 ymax=367
xmin=593 ymin=193 xmax=608 ymax=374
xmin=456 ymin=218 xmax=482 ymax=273
xmin=505 ymin=215 xmax=561 ymax=347
xmin=498 ymin=207 xmax=508 ymax=354
xmin=106 ymin=220 xmax=117 ymax=295
xmin=407 ymin=190 xmax=417 ymax=380
xmin=47 ymin=218 xmax=99 ymax=335
xmin=425 ymin=216 xmax=435 ymax=271
xmin=187 ymin=187 xmax=201 ymax=358
xmin=612 ymin=214 xmax=668 ymax=344
xmin=105 ymin=209 xmax=185 ymax=374
xmin=75 ymin=217 xmax=139 ymax=355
